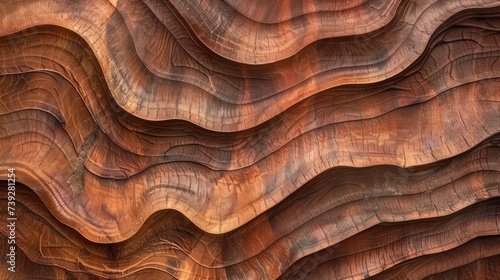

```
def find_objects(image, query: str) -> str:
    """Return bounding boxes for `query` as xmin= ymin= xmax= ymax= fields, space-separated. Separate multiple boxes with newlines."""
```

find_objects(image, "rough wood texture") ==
xmin=1 ymin=0 xmax=500 ymax=279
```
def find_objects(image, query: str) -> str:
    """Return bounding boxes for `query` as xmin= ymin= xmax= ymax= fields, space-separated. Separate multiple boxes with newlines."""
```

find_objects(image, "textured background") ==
xmin=1 ymin=0 xmax=500 ymax=279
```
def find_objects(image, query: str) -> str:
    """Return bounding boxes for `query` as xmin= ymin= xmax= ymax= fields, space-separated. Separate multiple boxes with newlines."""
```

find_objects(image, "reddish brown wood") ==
xmin=1 ymin=0 xmax=500 ymax=279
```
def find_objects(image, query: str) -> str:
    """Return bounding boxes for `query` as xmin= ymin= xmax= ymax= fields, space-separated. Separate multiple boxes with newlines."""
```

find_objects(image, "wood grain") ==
xmin=1 ymin=0 xmax=500 ymax=279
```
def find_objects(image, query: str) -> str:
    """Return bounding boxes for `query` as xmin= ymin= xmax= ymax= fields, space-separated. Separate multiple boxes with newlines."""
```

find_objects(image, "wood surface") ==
xmin=1 ymin=0 xmax=500 ymax=279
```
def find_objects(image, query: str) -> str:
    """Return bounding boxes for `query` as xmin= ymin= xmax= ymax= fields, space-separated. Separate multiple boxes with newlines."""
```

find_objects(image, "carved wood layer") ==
xmin=1 ymin=0 xmax=500 ymax=279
